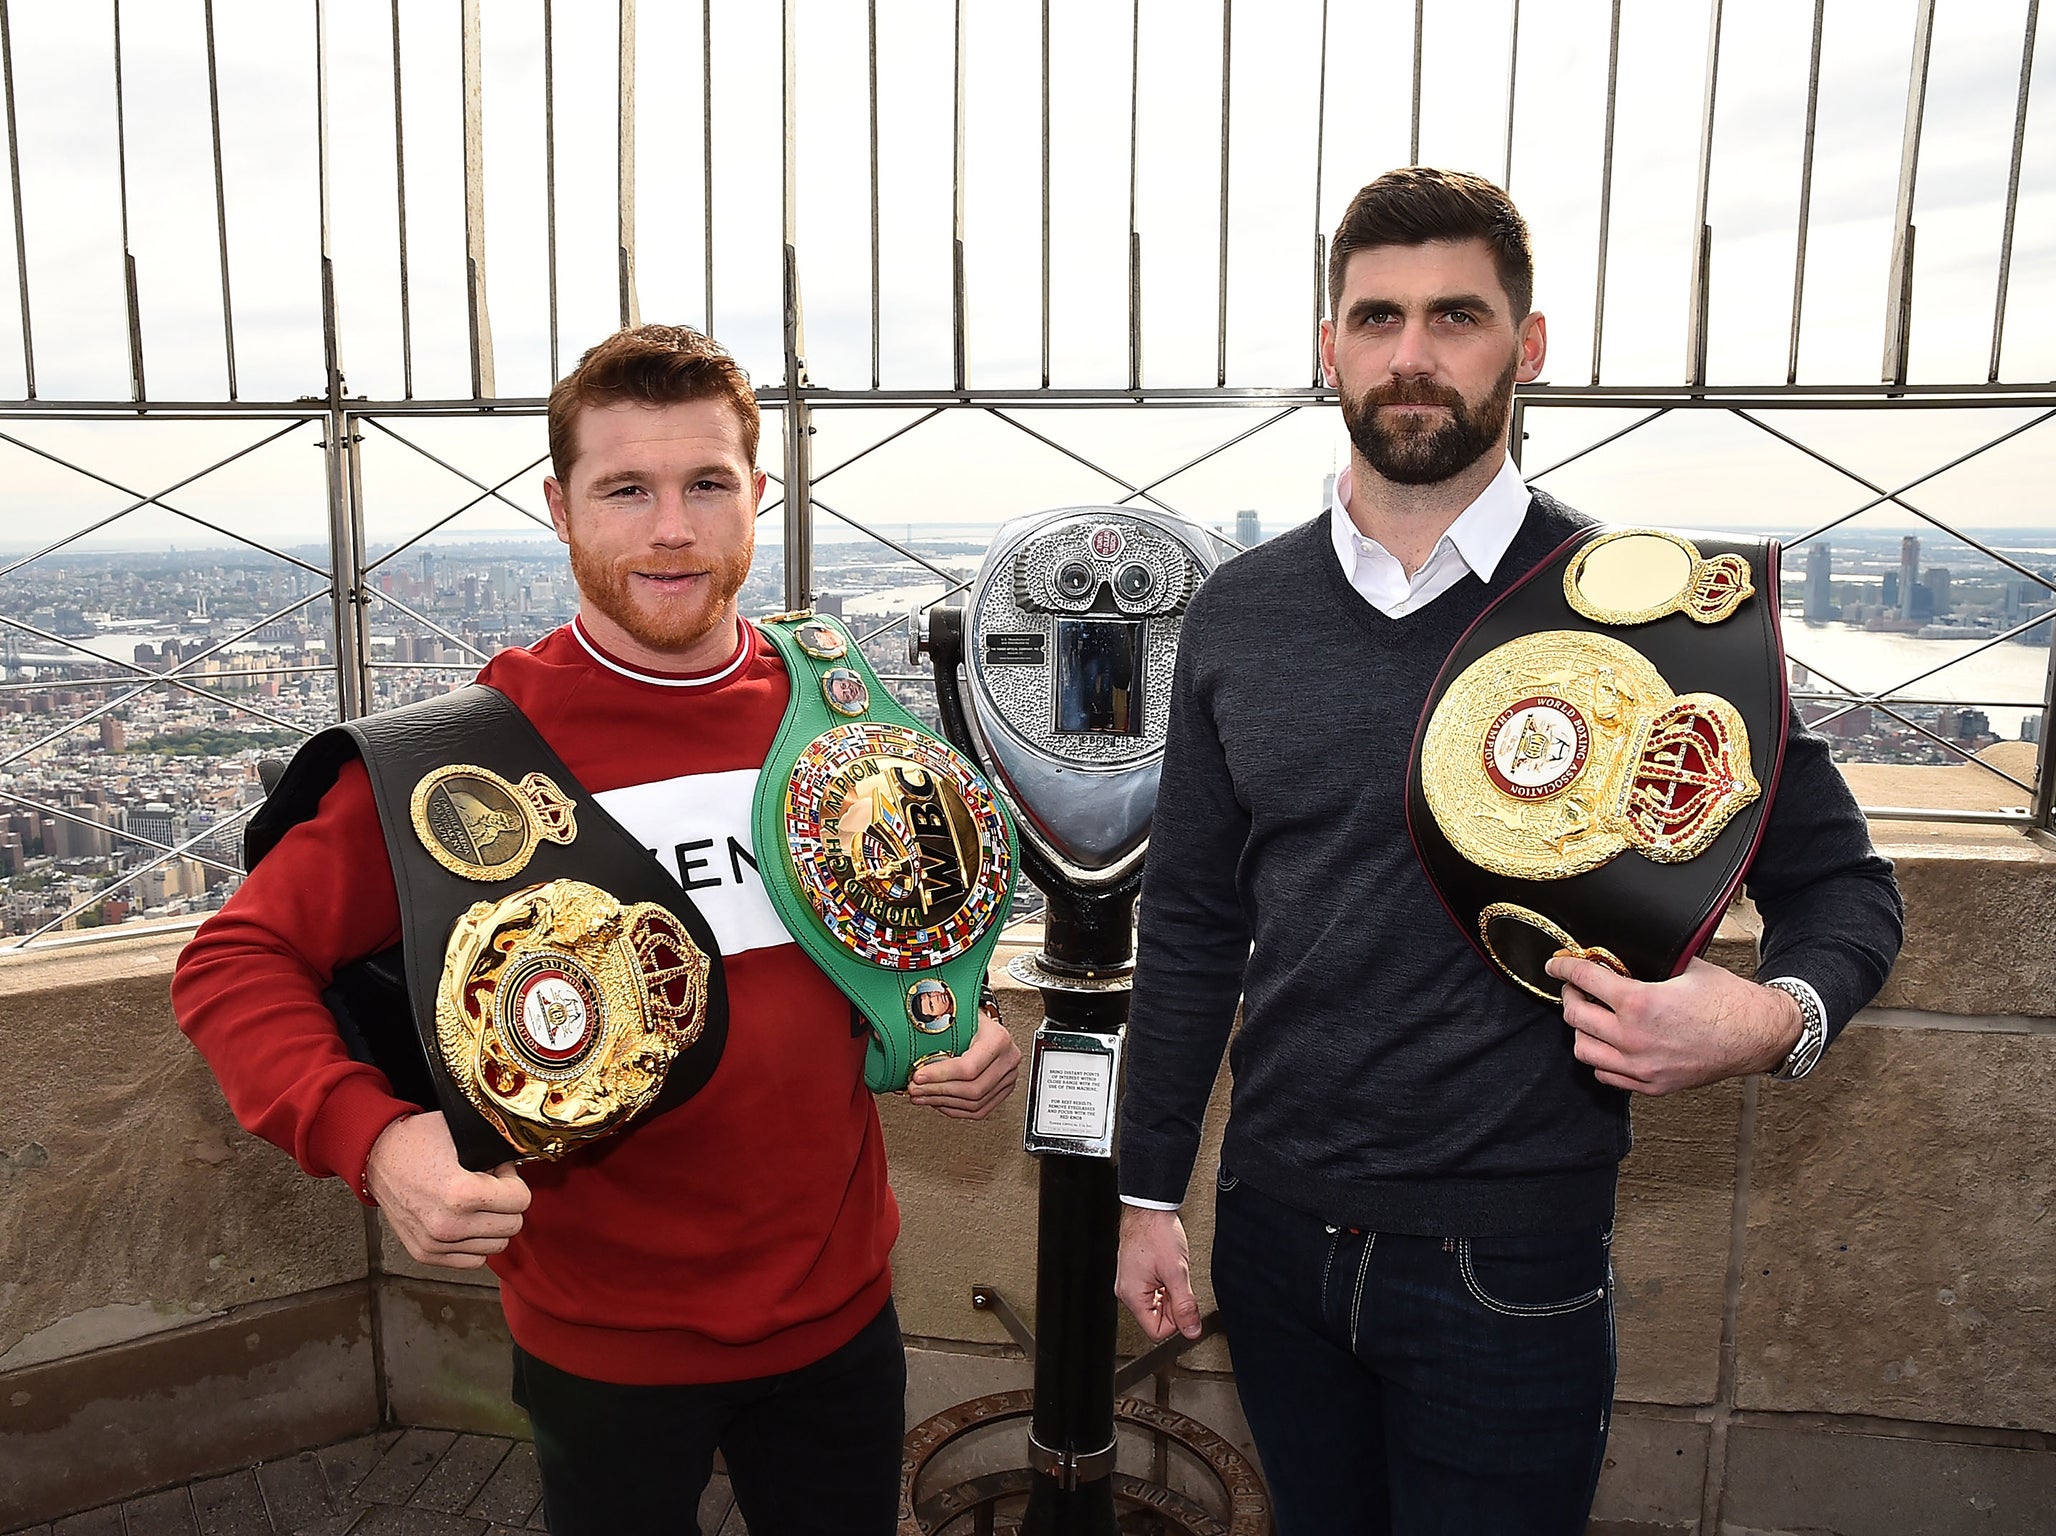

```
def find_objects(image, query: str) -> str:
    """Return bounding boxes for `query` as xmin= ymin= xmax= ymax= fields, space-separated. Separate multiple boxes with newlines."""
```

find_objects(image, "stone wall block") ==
xmin=0 ymin=944 xmax=366 ymax=1371
xmin=0 ymin=1286 xmax=375 ymax=1528
xmin=376 ymin=1276 xmax=527 ymax=1438
xmin=1589 ymin=1408 xmax=1709 ymax=1535
xmin=1737 ymin=1025 xmax=2056 ymax=1431
xmin=1718 ymin=1422 xmax=2056 ymax=1536
xmin=1875 ymin=844 xmax=2056 ymax=1017
xmin=1614 ymin=1081 xmax=1743 ymax=1406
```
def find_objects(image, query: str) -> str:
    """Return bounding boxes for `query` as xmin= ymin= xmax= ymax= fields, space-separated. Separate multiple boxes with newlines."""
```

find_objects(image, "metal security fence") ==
xmin=0 ymin=0 xmax=2051 ymax=944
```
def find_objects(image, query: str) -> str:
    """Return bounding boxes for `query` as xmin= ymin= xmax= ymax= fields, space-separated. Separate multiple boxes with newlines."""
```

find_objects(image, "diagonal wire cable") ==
xmin=0 ymin=419 xmax=323 ymax=579
xmin=360 ymin=416 xmax=554 ymax=529
xmin=361 ymin=451 xmax=555 ymax=575
xmin=1792 ymin=608 xmax=2054 ymax=738
xmin=361 ymin=584 xmax=494 ymax=664
xmin=1111 ymin=405 xmax=1304 ymax=509
xmin=1793 ymin=656 xmax=2037 ymax=795
xmin=7 ymin=800 xmax=264 ymax=949
xmin=1739 ymin=408 xmax=2056 ymax=592
xmin=1523 ymin=407 xmax=1670 ymax=482
xmin=983 ymin=409 xmax=1187 ymax=517
xmin=0 ymin=788 xmax=247 ymax=879
xmin=0 ymin=593 xmax=332 ymax=769
xmin=0 ymin=610 xmax=318 ymax=734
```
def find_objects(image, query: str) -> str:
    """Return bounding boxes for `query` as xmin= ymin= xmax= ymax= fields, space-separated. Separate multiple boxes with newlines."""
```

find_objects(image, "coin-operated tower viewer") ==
xmin=916 ymin=506 xmax=1235 ymax=1535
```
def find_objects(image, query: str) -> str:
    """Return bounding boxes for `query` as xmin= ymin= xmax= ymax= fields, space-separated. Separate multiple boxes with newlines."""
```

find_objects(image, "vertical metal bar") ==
xmin=781 ymin=0 xmax=812 ymax=612
xmin=1882 ymin=0 xmax=1936 ymax=386
xmin=2035 ymin=616 xmax=2056 ymax=840
xmin=1311 ymin=0 xmax=1329 ymax=385
xmin=1126 ymin=0 xmax=1142 ymax=393
xmin=543 ymin=0 xmax=558 ymax=380
xmin=1216 ymin=0 xmax=1231 ymax=388
xmin=389 ymin=0 xmax=414 ymax=398
xmin=2 ymin=0 xmax=35 ymax=397
xmin=951 ymin=0 xmax=967 ymax=394
xmin=702 ymin=0 xmax=714 ymax=335
xmin=1588 ymin=0 xmax=1621 ymax=385
xmin=617 ymin=0 xmax=638 ymax=330
xmin=1509 ymin=395 xmax=1524 ymax=472
xmin=1502 ymin=0 xmax=1520 ymax=189
xmin=340 ymin=411 xmax=371 ymax=718
xmin=202 ymin=0 xmax=238 ymax=399
xmin=1989 ymin=0 xmax=2038 ymax=383
xmin=317 ymin=3 xmax=363 ymax=723
xmin=868 ymin=0 xmax=880 ymax=388
xmin=1684 ymin=0 xmax=1724 ymax=388
xmin=460 ymin=0 xmax=496 ymax=398
xmin=111 ymin=0 xmax=144 ymax=402
xmin=1041 ymin=0 xmax=1051 ymax=390
xmin=1786 ymin=0 xmax=1825 ymax=386
xmin=1409 ymin=0 xmax=1423 ymax=164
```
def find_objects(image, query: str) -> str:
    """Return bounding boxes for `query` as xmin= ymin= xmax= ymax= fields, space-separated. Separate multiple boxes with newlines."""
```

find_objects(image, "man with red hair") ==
xmin=176 ymin=325 xmax=1020 ymax=1535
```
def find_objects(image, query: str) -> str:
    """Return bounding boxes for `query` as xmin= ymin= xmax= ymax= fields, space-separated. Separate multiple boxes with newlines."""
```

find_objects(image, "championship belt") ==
xmin=749 ymin=612 xmax=1019 ymax=1092
xmin=1406 ymin=526 xmax=1789 ymax=999
xmin=247 ymin=686 xmax=728 ymax=1168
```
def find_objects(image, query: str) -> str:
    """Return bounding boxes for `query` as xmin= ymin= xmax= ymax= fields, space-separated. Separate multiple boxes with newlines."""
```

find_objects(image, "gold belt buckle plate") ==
xmin=1420 ymin=629 xmax=1760 ymax=883
xmin=434 ymin=879 xmax=711 ymax=1159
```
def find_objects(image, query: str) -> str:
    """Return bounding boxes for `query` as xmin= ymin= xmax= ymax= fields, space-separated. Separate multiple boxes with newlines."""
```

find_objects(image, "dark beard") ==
xmin=1340 ymin=354 xmax=1517 ymax=486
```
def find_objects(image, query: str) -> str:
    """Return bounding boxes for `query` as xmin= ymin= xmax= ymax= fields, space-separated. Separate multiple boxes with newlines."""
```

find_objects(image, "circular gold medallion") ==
xmin=412 ymin=765 xmax=539 ymax=879
xmin=784 ymin=723 xmax=1013 ymax=968
xmin=794 ymin=619 xmax=847 ymax=660
xmin=822 ymin=667 xmax=871 ymax=717
xmin=906 ymin=978 xmax=957 ymax=1035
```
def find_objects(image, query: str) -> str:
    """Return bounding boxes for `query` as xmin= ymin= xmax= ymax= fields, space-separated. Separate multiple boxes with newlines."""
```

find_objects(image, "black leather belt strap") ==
xmin=1405 ymin=527 xmax=1788 ymax=996
xmin=247 ymin=684 xmax=729 ymax=1169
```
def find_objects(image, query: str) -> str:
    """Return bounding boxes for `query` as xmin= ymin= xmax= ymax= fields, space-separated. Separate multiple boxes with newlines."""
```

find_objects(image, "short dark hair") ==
xmin=1327 ymin=168 xmax=1534 ymax=319
xmin=547 ymin=325 xmax=760 ymax=482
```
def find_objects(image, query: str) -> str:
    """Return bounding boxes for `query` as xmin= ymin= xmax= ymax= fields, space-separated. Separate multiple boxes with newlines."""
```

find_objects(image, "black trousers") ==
xmin=511 ymin=1298 xmax=907 ymax=1536
xmin=1212 ymin=1173 xmax=1615 ymax=1536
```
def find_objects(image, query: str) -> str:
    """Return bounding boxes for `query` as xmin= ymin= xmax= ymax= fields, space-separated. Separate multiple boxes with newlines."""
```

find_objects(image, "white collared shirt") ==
xmin=1327 ymin=454 xmax=1531 ymax=618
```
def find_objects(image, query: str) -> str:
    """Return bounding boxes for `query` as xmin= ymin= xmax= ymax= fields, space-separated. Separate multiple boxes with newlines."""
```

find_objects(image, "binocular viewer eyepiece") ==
xmin=915 ymin=506 xmax=1236 ymax=889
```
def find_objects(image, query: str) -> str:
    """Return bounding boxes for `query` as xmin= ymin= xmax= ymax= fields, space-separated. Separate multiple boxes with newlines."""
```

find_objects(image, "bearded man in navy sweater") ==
xmin=1112 ymin=168 xmax=1902 ymax=1536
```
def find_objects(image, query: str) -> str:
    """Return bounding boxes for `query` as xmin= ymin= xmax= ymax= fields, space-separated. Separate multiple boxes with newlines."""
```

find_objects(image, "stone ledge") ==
xmin=0 ymin=1285 xmax=377 ymax=1529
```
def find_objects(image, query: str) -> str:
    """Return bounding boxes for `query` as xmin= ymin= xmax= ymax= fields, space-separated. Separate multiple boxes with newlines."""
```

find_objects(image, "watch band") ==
xmin=1764 ymin=976 xmax=1826 ymax=1081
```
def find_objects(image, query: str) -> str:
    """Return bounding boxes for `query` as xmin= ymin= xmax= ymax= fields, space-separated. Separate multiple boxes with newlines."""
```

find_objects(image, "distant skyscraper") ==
xmin=1882 ymin=571 xmax=1899 ymax=609
xmin=1899 ymin=535 xmax=1920 ymax=620
xmin=1924 ymin=567 xmax=1951 ymax=616
xmin=1235 ymin=509 xmax=1263 ymax=546
xmin=1803 ymin=542 xmax=1833 ymax=622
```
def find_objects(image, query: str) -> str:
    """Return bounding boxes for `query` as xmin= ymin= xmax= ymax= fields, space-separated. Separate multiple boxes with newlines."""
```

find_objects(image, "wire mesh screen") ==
xmin=0 ymin=0 xmax=2050 ymax=945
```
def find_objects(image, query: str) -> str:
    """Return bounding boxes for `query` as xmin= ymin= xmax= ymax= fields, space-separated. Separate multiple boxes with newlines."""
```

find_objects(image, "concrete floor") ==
xmin=1 ymin=1429 xmax=746 ymax=1536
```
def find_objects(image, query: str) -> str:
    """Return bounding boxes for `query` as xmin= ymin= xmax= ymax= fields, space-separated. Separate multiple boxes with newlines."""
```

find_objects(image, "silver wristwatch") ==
xmin=1764 ymin=977 xmax=1826 ymax=1081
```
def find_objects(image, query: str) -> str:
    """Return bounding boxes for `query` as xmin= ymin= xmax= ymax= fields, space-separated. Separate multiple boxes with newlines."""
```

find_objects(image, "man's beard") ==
xmin=1339 ymin=353 xmax=1517 ymax=486
xmin=567 ymin=533 xmax=753 ymax=656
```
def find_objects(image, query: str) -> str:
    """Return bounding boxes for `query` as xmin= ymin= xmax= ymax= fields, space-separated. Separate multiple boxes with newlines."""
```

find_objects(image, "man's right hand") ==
xmin=1115 ymin=1205 xmax=1204 ymax=1343
xmin=363 ymin=1112 xmax=532 ymax=1271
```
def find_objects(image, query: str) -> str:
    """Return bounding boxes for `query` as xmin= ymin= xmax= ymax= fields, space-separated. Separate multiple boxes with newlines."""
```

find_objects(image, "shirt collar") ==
xmin=1327 ymin=454 xmax=1531 ymax=583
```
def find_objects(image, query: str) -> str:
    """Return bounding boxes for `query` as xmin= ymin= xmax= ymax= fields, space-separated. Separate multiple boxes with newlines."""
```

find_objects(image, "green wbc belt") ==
xmin=750 ymin=611 xmax=1019 ymax=1093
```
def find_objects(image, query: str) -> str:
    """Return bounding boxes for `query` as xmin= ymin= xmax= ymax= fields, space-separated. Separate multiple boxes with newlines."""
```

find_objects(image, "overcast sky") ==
xmin=0 ymin=0 xmax=2051 ymax=557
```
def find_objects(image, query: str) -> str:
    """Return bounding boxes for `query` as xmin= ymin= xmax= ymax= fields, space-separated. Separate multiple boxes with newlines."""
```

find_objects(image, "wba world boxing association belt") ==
xmin=750 ymin=612 xmax=1018 ymax=1093
xmin=246 ymin=686 xmax=728 ymax=1169
xmin=1406 ymin=526 xmax=1788 ymax=999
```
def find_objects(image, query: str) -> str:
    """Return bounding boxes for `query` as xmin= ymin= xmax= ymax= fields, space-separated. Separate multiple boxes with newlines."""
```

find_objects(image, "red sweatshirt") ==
xmin=172 ymin=620 xmax=898 ymax=1385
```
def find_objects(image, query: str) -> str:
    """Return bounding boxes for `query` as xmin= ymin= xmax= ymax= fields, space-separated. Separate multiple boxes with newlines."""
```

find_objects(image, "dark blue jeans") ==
xmin=511 ymin=1297 xmax=907 ymax=1536
xmin=1211 ymin=1172 xmax=1615 ymax=1536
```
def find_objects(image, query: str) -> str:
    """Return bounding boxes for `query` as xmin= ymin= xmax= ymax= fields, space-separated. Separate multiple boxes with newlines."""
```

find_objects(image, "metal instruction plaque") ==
xmin=1023 ymin=1024 xmax=1124 ymax=1158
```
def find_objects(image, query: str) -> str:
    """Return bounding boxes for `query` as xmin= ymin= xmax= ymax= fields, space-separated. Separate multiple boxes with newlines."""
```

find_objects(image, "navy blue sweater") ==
xmin=1118 ymin=493 xmax=1903 ymax=1236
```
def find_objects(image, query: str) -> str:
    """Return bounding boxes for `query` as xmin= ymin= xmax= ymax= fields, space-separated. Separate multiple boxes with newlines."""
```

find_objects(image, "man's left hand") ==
xmin=1545 ymin=955 xmax=1803 ymax=1096
xmin=907 ymin=1003 xmax=1020 ymax=1119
